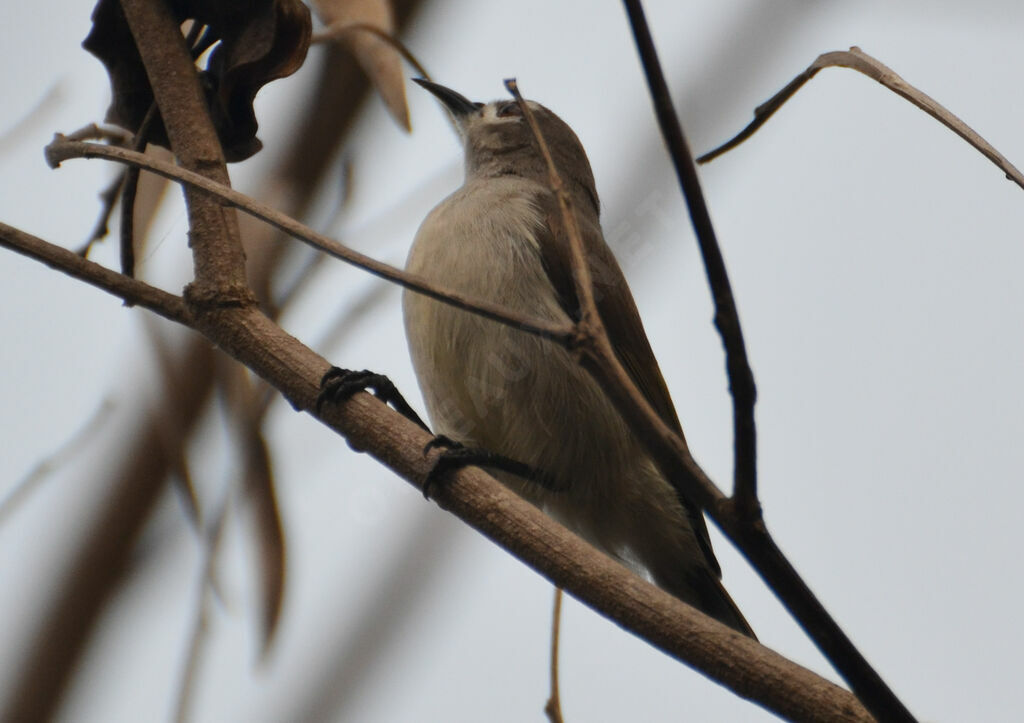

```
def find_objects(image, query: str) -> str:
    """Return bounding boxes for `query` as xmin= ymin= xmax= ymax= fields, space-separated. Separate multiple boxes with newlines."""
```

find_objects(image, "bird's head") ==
xmin=414 ymin=78 xmax=599 ymax=214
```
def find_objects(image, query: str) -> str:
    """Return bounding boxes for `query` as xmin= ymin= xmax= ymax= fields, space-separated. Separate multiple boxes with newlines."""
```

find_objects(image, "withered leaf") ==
xmin=84 ymin=0 xmax=312 ymax=161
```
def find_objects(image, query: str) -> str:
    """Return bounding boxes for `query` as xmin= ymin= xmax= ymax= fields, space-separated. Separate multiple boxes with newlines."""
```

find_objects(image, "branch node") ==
xmin=183 ymin=281 xmax=258 ymax=312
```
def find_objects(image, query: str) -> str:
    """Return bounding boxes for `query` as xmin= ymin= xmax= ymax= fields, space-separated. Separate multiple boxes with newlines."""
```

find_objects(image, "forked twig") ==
xmin=622 ymin=4 xmax=916 ymax=721
xmin=698 ymin=45 xmax=1024 ymax=192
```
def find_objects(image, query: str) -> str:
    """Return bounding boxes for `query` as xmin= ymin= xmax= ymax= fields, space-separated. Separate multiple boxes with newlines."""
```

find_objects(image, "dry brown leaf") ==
xmin=313 ymin=0 xmax=410 ymax=130
xmin=219 ymin=361 xmax=287 ymax=654
xmin=244 ymin=418 xmax=286 ymax=656
xmin=84 ymin=0 xmax=312 ymax=161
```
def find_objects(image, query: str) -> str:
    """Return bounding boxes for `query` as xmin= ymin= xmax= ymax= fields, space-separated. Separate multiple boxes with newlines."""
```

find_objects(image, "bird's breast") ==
xmin=402 ymin=179 xmax=636 ymax=504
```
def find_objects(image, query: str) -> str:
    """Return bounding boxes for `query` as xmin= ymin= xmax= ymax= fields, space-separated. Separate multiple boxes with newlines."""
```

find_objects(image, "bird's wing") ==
xmin=533 ymin=192 xmax=721 ymax=576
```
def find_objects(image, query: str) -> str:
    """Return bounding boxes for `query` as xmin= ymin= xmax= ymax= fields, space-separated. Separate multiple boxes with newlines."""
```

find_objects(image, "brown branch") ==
xmin=0 ymin=222 xmax=188 ymax=322
xmin=621 ymin=6 xmax=915 ymax=721
xmin=119 ymin=0 xmax=249 ymax=293
xmin=697 ymin=46 xmax=1024 ymax=192
xmin=0 ymin=217 xmax=872 ymax=721
xmin=45 ymin=137 xmax=573 ymax=345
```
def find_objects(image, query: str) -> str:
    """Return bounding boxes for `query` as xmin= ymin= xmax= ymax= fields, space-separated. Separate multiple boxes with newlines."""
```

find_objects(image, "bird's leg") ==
xmin=316 ymin=367 xmax=430 ymax=431
xmin=422 ymin=436 xmax=564 ymax=499
xmin=316 ymin=369 xmax=560 ymax=499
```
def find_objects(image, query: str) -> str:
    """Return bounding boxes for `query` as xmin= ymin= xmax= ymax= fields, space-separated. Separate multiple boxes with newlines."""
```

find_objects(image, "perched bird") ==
xmin=403 ymin=79 xmax=753 ymax=637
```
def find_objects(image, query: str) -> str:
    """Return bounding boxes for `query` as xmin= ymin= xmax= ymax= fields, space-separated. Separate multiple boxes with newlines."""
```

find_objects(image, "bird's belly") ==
xmin=403 ymin=199 xmax=635 ymax=502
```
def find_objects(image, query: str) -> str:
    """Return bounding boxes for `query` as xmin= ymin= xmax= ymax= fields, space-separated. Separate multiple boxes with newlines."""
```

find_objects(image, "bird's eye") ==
xmin=497 ymin=102 xmax=523 ymax=118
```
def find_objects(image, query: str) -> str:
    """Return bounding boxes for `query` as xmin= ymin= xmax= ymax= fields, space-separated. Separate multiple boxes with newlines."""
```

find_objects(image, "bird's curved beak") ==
xmin=413 ymin=78 xmax=480 ymax=117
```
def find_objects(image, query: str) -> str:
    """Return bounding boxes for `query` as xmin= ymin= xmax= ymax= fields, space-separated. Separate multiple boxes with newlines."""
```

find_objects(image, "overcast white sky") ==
xmin=2 ymin=1 xmax=1023 ymax=721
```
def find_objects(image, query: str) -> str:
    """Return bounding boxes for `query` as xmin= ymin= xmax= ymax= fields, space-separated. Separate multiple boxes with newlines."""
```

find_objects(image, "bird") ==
xmin=402 ymin=78 xmax=754 ymax=637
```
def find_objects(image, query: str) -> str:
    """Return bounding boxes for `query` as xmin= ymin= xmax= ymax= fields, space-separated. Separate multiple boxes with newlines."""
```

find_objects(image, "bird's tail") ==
xmin=653 ymin=565 xmax=756 ymax=639
xmin=684 ymin=569 xmax=757 ymax=639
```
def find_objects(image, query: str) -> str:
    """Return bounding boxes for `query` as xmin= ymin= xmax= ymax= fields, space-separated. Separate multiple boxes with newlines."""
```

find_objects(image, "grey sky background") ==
xmin=2 ymin=1 xmax=1022 ymax=721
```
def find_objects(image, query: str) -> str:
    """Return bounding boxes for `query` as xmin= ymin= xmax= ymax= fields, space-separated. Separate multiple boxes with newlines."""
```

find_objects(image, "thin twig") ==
xmin=45 ymin=137 xmax=573 ymax=344
xmin=63 ymin=123 xmax=133 ymax=144
xmin=79 ymin=172 xmax=126 ymax=257
xmin=0 ymin=222 xmax=189 ymax=323
xmin=544 ymin=587 xmax=564 ymax=723
xmin=506 ymin=80 xmax=599 ymax=327
xmin=173 ymin=482 xmax=233 ymax=723
xmin=621 ymin=0 xmax=758 ymax=513
xmin=0 ymin=399 xmax=115 ymax=526
xmin=0 ymin=82 xmax=63 ymax=154
xmin=313 ymin=22 xmax=431 ymax=80
xmin=698 ymin=46 xmax=1024 ymax=192
xmin=622 ymin=5 xmax=916 ymax=721
xmin=505 ymin=79 xmax=724 ymax=521
xmin=119 ymin=102 xmax=160 ymax=279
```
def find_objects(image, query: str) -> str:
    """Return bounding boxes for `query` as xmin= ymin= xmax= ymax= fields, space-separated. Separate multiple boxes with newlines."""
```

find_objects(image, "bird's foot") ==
xmin=421 ymin=436 xmax=561 ymax=499
xmin=316 ymin=367 xmax=429 ymax=431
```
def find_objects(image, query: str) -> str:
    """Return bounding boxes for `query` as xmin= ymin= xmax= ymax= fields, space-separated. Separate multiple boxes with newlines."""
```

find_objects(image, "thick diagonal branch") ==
xmin=0 ymin=221 xmax=872 ymax=722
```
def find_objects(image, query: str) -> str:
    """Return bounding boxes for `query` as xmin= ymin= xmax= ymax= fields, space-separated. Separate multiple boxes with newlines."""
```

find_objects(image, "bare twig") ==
xmin=79 ymin=172 xmax=125 ymax=257
xmin=118 ymin=102 xmax=160 ymax=279
xmin=621 ymin=0 xmax=758 ymax=512
xmin=698 ymin=46 xmax=1024 ymax=192
xmin=0 ymin=399 xmax=114 ymax=527
xmin=544 ymin=588 xmax=564 ymax=723
xmin=173 ymin=475 xmax=233 ymax=723
xmin=506 ymin=80 xmax=724 ymax=513
xmin=45 ymin=137 xmax=573 ymax=344
xmin=0 ymin=82 xmax=64 ymax=154
xmin=622 ymin=5 xmax=916 ymax=721
xmin=313 ymin=22 xmax=431 ymax=80
xmin=506 ymin=79 xmax=600 ymax=324
xmin=63 ymin=123 xmax=133 ymax=144
xmin=0 ymin=222 xmax=188 ymax=322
